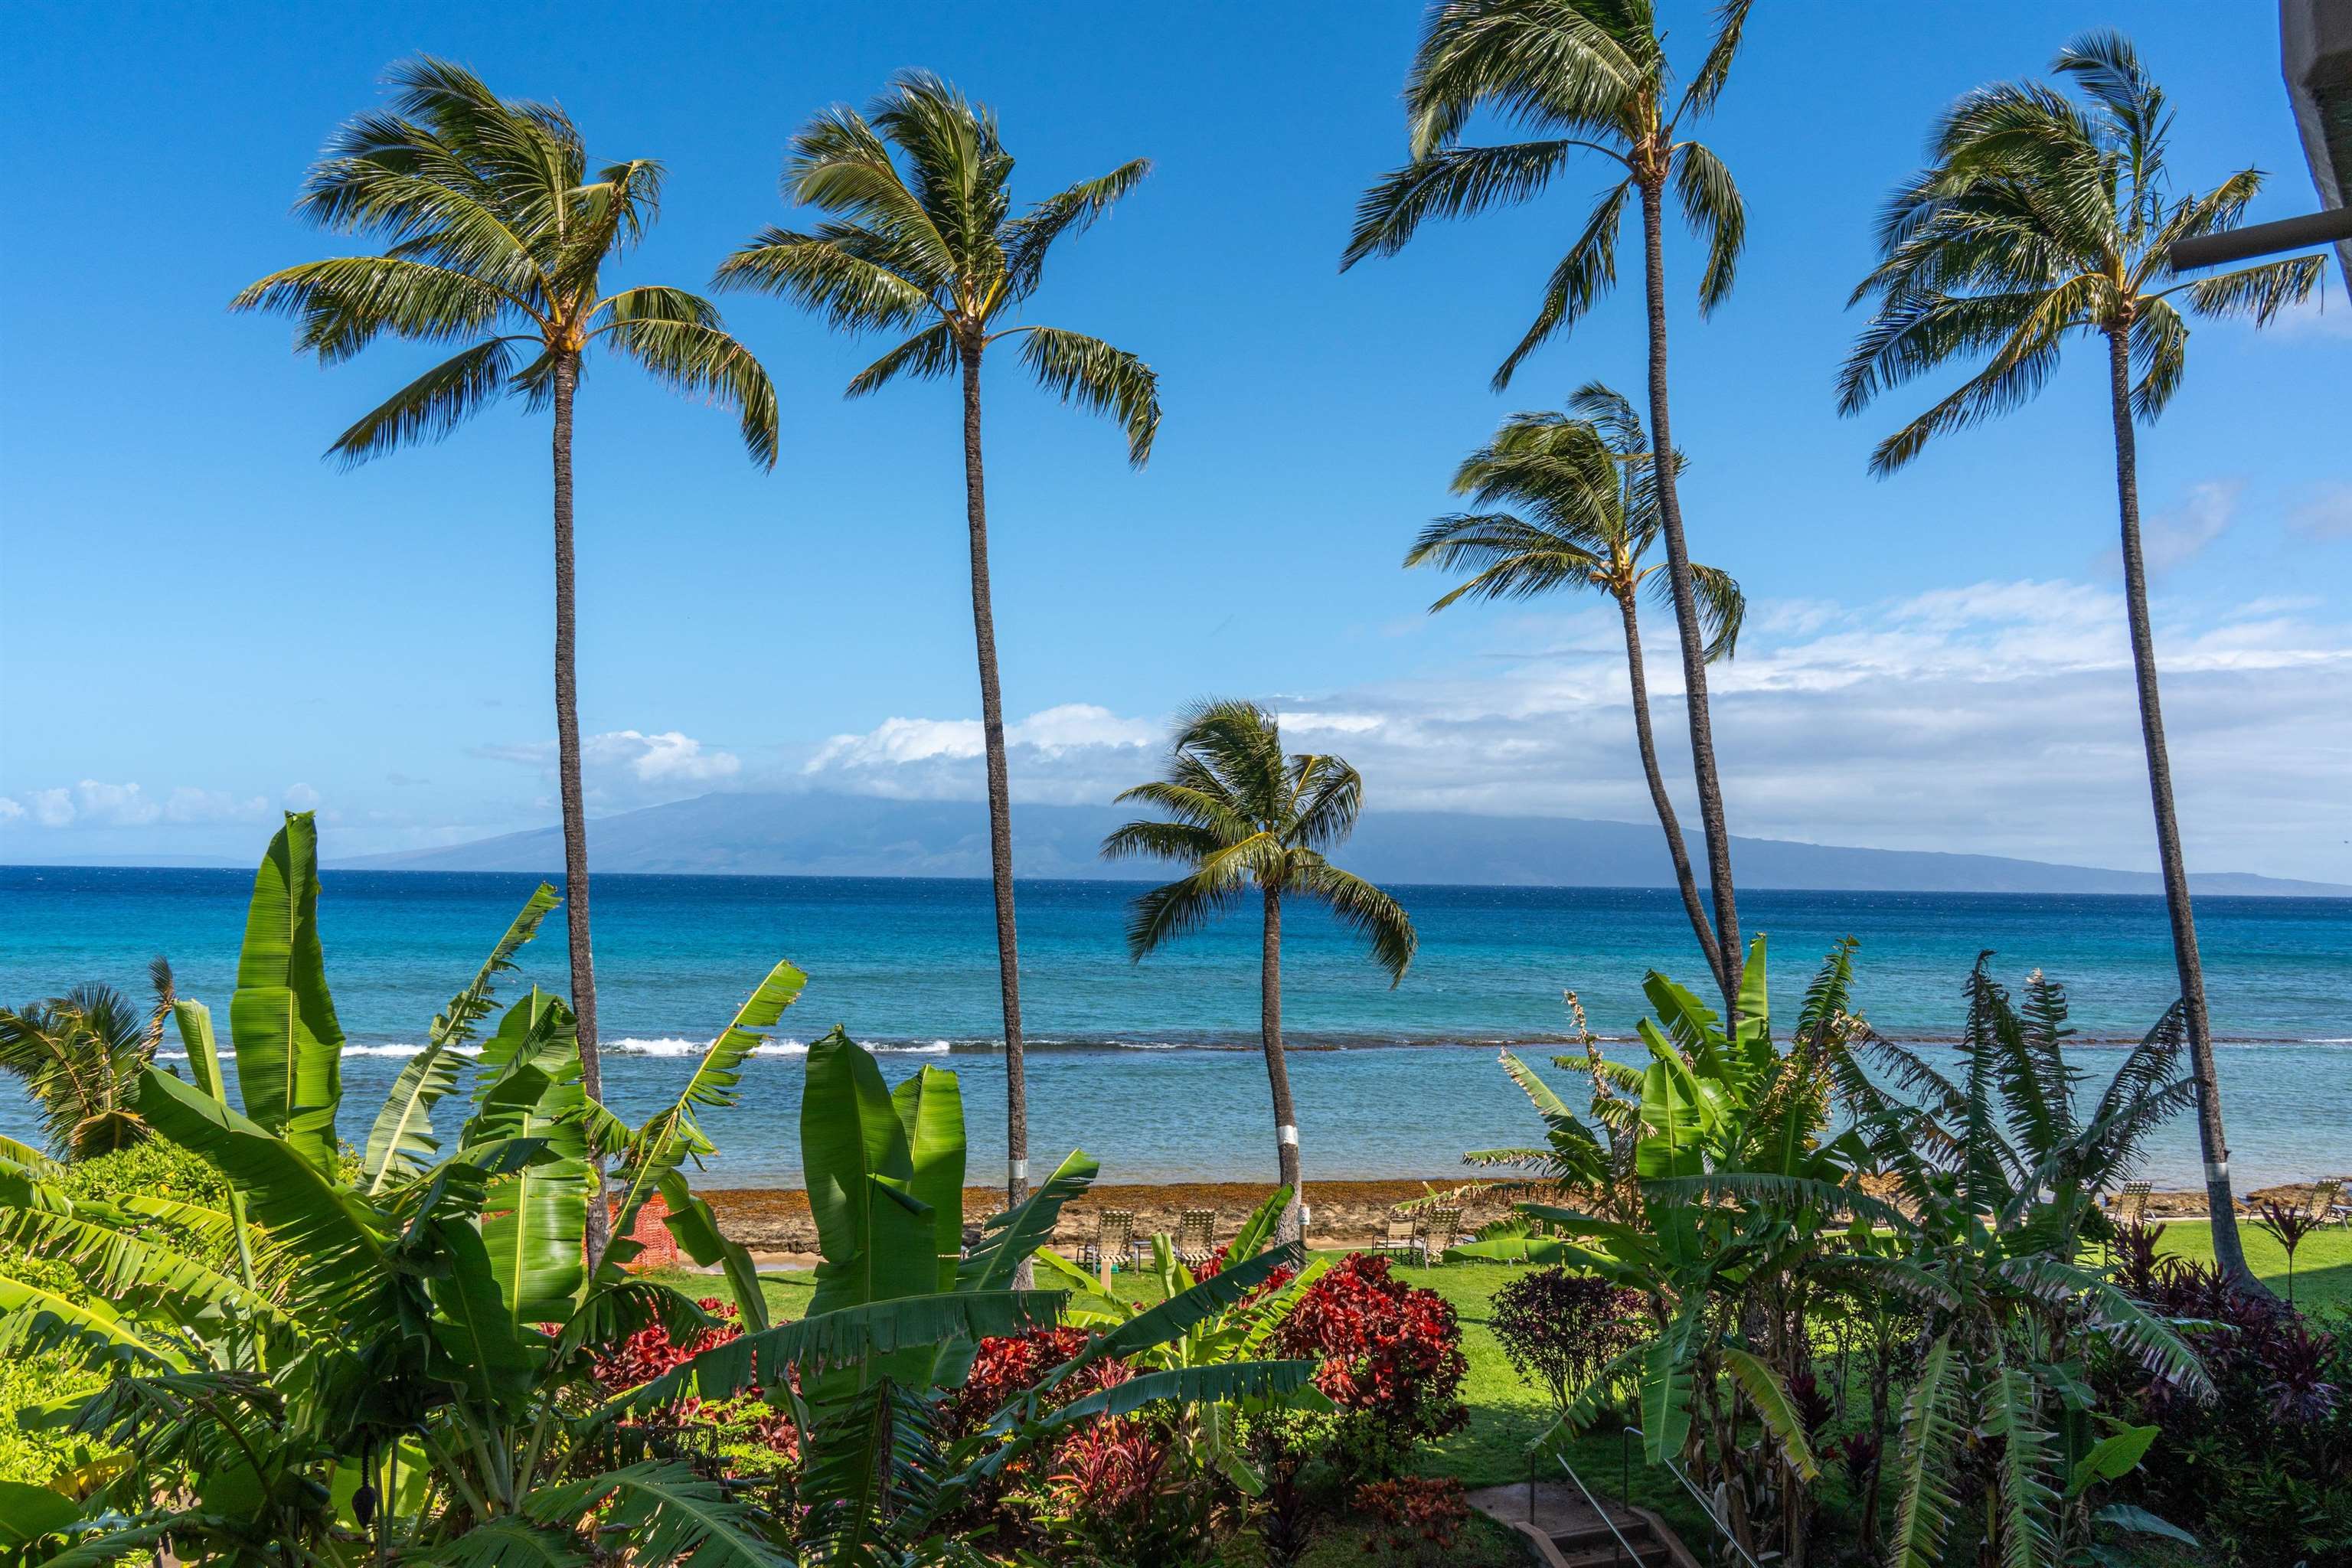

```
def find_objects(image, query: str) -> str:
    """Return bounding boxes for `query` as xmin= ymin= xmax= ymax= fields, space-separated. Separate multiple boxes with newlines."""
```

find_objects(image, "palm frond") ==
xmin=1008 ymin=325 xmax=1160 ymax=465
xmin=1289 ymin=854 xmax=1417 ymax=984
xmin=595 ymin=312 xmax=778 ymax=467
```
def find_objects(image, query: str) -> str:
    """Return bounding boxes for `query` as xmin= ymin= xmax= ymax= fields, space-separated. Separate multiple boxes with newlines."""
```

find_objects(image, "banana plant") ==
xmin=1450 ymin=939 xmax=1891 ymax=1561
xmin=0 ymin=814 xmax=799 ymax=1566
xmin=596 ymin=1031 xmax=1323 ymax=1566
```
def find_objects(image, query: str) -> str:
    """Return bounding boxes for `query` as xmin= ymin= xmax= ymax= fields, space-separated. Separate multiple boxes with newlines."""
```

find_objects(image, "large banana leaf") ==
xmin=956 ymin=1147 xmax=1100 ymax=1294
xmin=1890 ymin=1333 xmax=1965 ymax=1568
xmin=364 ymin=885 xmax=560 ymax=1192
xmin=466 ymin=990 xmax=577 ymax=1109
xmin=138 ymin=1070 xmax=390 ymax=1316
xmin=0 ymin=1272 xmax=181 ymax=1368
xmin=799 ymin=1028 xmax=934 ymax=1318
xmin=1635 ymin=1054 xmax=1708 ymax=1181
xmin=0 ymin=1202 xmax=285 ymax=1336
xmin=427 ymin=1218 xmax=536 ymax=1406
xmin=0 ymin=1136 xmax=65 ymax=1184
xmin=609 ymin=962 xmax=806 ymax=1250
xmin=519 ymin=1460 xmax=788 ymax=1568
xmin=890 ymin=1066 xmax=966 ymax=1292
xmin=1636 ymin=1302 xmax=1700 ymax=1465
xmin=470 ymin=1066 xmax=590 ymax=1328
xmin=655 ymin=1171 xmax=765 ymax=1332
xmin=1722 ymin=1347 xmax=1819 ymax=1480
xmin=422 ymin=1516 xmax=586 ymax=1568
xmin=227 ymin=813 xmax=345 ymax=1174
xmin=172 ymin=1001 xmax=226 ymax=1105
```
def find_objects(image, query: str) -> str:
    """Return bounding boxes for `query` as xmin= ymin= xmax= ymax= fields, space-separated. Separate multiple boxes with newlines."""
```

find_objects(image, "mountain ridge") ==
xmin=325 ymin=790 xmax=2352 ymax=897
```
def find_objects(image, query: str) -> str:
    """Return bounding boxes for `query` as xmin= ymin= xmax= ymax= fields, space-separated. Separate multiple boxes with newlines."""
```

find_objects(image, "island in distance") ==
xmin=334 ymin=791 xmax=2350 ymax=897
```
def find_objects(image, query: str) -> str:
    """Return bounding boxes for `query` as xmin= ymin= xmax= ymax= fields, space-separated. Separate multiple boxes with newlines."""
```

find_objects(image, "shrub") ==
xmin=1021 ymin=1414 xmax=1191 ymax=1566
xmin=1354 ymin=1476 xmax=1470 ymax=1563
xmin=1487 ymin=1267 xmax=1644 ymax=1415
xmin=2093 ymin=1251 xmax=2352 ymax=1566
xmin=1274 ymin=1253 xmax=1468 ymax=1475
xmin=586 ymin=1298 xmax=798 ymax=1479
xmin=59 ymin=1138 xmax=229 ymax=1211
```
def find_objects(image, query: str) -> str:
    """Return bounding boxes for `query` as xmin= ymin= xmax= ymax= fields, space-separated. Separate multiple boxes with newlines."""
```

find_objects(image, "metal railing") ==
xmin=1619 ymin=1424 xmax=1772 ymax=1568
xmin=1530 ymin=1439 xmax=1650 ymax=1568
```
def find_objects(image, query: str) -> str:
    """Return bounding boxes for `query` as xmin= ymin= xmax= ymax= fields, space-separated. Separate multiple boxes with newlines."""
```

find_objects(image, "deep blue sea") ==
xmin=2 ymin=867 xmax=2345 ymax=1191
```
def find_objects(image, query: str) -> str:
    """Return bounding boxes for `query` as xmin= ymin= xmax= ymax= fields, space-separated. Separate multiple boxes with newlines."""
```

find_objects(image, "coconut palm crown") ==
xmin=1345 ymin=0 xmax=1756 ymax=1019
xmin=1406 ymin=384 xmax=1741 ymax=991
xmin=1838 ymin=31 xmax=2321 ymax=1290
xmin=1105 ymin=701 xmax=1416 ymax=1241
xmin=0 ymin=977 xmax=165 ymax=1160
xmin=719 ymin=70 xmax=1160 ymax=1220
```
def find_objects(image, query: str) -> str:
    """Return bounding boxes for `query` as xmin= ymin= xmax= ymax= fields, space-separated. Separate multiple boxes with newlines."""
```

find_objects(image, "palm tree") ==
xmin=0 ymin=976 xmax=167 ymax=1159
xmin=717 ymin=72 xmax=1160 ymax=1217
xmin=1406 ymin=384 xmax=1743 ymax=995
xmin=233 ymin=57 xmax=779 ymax=1256
xmin=1837 ymin=32 xmax=2321 ymax=1289
xmin=1345 ymin=0 xmax=1754 ymax=1018
xmin=1102 ymin=701 xmax=1417 ymax=1243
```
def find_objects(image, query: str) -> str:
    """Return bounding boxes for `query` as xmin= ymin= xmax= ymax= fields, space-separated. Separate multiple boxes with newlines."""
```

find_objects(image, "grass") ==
xmin=2147 ymin=1217 xmax=2352 ymax=1309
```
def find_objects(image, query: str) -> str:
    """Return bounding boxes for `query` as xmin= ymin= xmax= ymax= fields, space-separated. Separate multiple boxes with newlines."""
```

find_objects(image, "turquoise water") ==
xmin=2 ymin=867 xmax=2345 ymax=1190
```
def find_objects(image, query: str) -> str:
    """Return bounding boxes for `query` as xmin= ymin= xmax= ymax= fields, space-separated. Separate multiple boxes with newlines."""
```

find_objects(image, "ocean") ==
xmin=2 ymin=866 xmax=2346 ymax=1191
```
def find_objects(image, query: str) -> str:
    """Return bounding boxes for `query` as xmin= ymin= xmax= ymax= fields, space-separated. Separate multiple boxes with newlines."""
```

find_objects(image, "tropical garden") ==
xmin=5 ymin=3 xmax=2348 ymax=1565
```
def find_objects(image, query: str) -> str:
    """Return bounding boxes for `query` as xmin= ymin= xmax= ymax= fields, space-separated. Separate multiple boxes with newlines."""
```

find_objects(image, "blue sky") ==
xmin=4 ymin=2 xmax=2347 ymax=879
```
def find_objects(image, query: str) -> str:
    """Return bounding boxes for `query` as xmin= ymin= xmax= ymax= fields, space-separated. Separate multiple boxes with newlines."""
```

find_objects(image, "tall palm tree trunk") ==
xmin=1635 ymin=175 xmax=1743 ymax=1018
xmin=1616 ymin=592 xmax=1729 ymax=995
xmin=2105 ymin=328 xmax=2253 ymax=1286
xmin=960 ymin=344 xmax=1030 ymax=1221
xmin=1261 ymin=884 xmax=1304 ymax=1245
xmin=552 ymin=353 xmax=610 ymax=1264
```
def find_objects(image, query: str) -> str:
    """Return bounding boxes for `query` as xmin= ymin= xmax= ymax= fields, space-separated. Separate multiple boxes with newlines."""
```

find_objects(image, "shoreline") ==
xmin=701 ymin=1176 xmax=2330 ymax=1256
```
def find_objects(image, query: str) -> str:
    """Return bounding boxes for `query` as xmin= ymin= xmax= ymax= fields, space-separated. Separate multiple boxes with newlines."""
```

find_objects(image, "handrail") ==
xmin=1534 ymin=1440 xmax=1650 ymax=1568
xmin=1620 ymin=1424 xmax=1770 ymax=1568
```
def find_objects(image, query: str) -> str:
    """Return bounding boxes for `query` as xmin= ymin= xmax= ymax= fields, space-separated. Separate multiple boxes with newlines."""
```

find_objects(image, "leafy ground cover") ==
xmin=655 ymin=1222 xmax=2351 ymax=1564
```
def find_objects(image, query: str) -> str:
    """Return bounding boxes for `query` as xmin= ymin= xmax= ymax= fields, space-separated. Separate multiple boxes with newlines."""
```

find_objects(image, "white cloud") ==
xmin=25 ymin=789 xmax=75 ymax=827
xmin=790 ymin=581 xmax=2352 ymax=880
xmin=2264 ymin=288 xmax=2352 ymax=341
xmin=475 ymin=726 xmax=743 ymax=809
xmin=0 ymin=797 xmax=21 ymax=822
xmin=284 ymin=782 xmax=321 ymax=809
xmin=805 ymin=704 xmax=1158 ymax=803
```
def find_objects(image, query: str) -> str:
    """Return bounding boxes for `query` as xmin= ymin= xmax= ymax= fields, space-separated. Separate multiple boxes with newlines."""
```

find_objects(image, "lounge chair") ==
xmin=1081 ymin=1209 xmax=1136 ymax=1274
xmin=1173 ymin=1208 xmax=1217 ymax=1269
xmin=1413 ymin=1205 xmax=1464 ymax=1268
xmin=1374 ymin=1212 xmax=1419 ymax=1263
xmin=2300 ymin=1178 xmax=2344 ymax=1228
xmin=2111 ymin=1181 xmax=2154 ymax=1228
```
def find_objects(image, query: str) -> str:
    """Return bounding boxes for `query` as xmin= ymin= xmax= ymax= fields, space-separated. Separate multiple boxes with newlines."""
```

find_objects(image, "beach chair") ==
xmin=2299 ymin=1178 xmax=2344 ymax=1227
xmin=2111 ymin=1181 xmax=2154 ymax=1228
xmin=1080 ymin=1209 xmax=1136 ymax=1274
xmin=1173 ymin=1208 xmax=1218 ymax=1270
xmin=1415 ymin=1206 xmax=1464 ymax=1268
xmin=2325 ymin=1177 xmax=2352 ymax=1230
xmin=1374 ymin=1211 xmax=1419 ymax=1263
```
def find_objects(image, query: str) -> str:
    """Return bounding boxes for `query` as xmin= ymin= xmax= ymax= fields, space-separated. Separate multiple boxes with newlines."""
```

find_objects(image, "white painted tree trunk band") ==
xmin=2203 ymin=1160 xmax=2228 ymax=1182
xmin=1009 ymin=1159 xmax=1027 ymax=1181
xmin=1277 ymin=1125 xmax=1298 ymax=1146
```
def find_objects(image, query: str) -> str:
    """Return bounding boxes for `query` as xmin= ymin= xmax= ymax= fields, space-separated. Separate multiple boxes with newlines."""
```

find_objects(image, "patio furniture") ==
xmin=1374 ymin=1212 xmax=1419 ymax=1263
xmin=1172 ymin=1208 xmax=1218 ymax=1269
xmin=1081 ymin=1209 xmax=1136 ymax=1275
xmin=2299 ymin=1178 xmax=2345 ymax=1227
xmin=2111 ymin=1181 xmax=2154 ymax=1228
xmin=2325 ymin=1176 xmax=2352 ymax=1229
xmin=1415 ymin=1205 xmax=1465 ymax=1266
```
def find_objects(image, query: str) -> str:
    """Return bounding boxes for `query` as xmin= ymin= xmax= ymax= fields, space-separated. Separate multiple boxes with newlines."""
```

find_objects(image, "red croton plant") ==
xmin=1275 ymin=1253 xmax=1470 ymax=1465
xmin=587 ymin=1298 xmax=799 ymax=1471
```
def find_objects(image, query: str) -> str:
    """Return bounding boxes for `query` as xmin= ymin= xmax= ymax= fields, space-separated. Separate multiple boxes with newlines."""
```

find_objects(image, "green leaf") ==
xmin=428 ymin=1218 xmax=536 ymax=1404
xmin=2091 ymin=1503 xmax=2197 ymax=1547
xmin=1890 ymin=1334 xmax=1965 ymax=1568
xmin=364 ymin=884 xmax=560 ymax=1190
xmin=612 ymin=962 xmax=806 ymax=1250
xmin=227 ymin=812 xmax=345 ymax=1174
xmin=600 ymin=1290 xmax=1065 ymax=1417
xmin=891 ymin=1065 xmax=967 ymax=1292
xmin=426 ymin=1516 xmax=588 ymax=1568
xmin=957 ymin=1147 xmax=1101 ymax=1295
xmin=799 ymin=1028 xmax=934 ymax=1318
xmin=0 ymin=1270 xmax=179 ymax=1369
xmin=171 ymin=1001 xmax=225 ymax=1105
xmin=1635 ymin=1055 xmax=1707 ymax=1181
xmin=657 ymin=1171 xmax=765 ymax=1331
xmin=521 ymin=1460 xmax=787 ymax=1568
xmin=138 ymin=1069 xmax=390 ymax=1315
xmin=1722 ymin=1347 xmax=1819 ymax=1480
xmin=2067 ymin=1423 xmax=2158 ymax=1498
xmin=1637 ymin=1305 xmax=1699 ymax=1464
xmin=0 ymin=1478 xmax=80 ymax=1550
